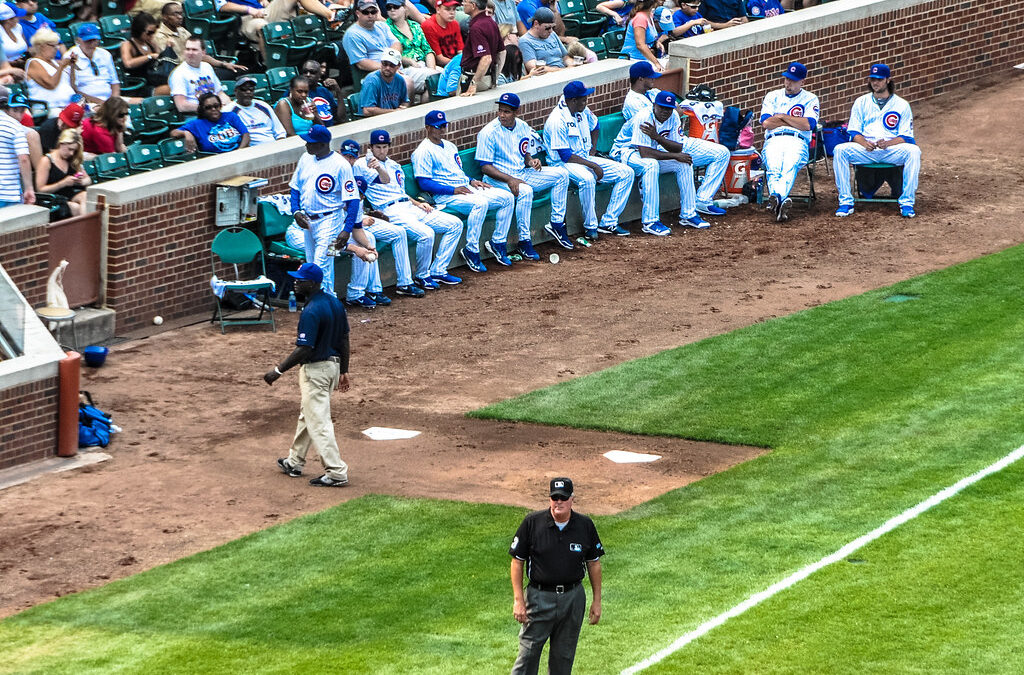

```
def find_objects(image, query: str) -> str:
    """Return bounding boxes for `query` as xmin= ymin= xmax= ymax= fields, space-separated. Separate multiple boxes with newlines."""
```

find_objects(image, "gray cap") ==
xmin=532 ymin=6 xmax=554 ymax=24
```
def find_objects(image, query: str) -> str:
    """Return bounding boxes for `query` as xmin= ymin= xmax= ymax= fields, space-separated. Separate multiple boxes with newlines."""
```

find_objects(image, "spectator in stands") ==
xmin=387 ymin=0 xmax=443 ymax=101
xmin=519 ymin=7 xmax=573 ymax=76
xmin=25 ymin=29 xmax=75 ymax=112
xmin=155 ymin=2 xmax=190 ymax=58
xmin=3 ymin=91 xmax=40 ymax=168
xmin=460 ymin=0 xmax=502 ymax=96
xmin=344 ymin=0 xmax=429 ymax=103
xmin=130 ymin=0 xmax=176 ymax=20
xmin=0 ymin=85 xmax=33 ymax=206
xmin=421 ymin=0 xmax=463 ymax=68
xmin=37 ymin=101 xmax=83 ymax=153
xmin=301 ymin=60 xmax=342 ymax=126
xmin=172 ymin=90 xmax=250 ymax=153
xmin=1 ymin=4 xmax=29 ymax=68
xmin=698 ymin=0 xmax=748 ymax=28
xmin=35 ymin=128 xmax=90 ymax=216
xmin=746 ymin=0 xmax=784 ymax=18
xmin=228 ymin=76 xmax=284 ymax=146
xmin=490 ymin=0 xmax=524 ymax=43
xmin=0 ymin=50 xmax=25 ymax=85
xmin=120 ymin=13 xmax=170 ymax=96
xmin=594 ymin=0 xmax=632 ymax=28
xmin=15 ymin=0 xmax=57 ymax=47
xmin=781 ymin=0 xmax=817 ymax=9
xmin=275 ymin=74 xmax=320 ymax=135
xmin=81 ymin=95 xmax=128 ymax=155
xmin=215 ymin=0 xmax=271 ymax=60
xmin=68 ymin=24 xmax=120 ymax=105
xmin=621 ymin=0 xmax=663 ymax=70
xmin=169 ymin=36 xmax=231 ymax=113
xmin=359 ymin=48 xmax=407 ymax=117
xmin=654 ymin=0 xmax=712 ymax=50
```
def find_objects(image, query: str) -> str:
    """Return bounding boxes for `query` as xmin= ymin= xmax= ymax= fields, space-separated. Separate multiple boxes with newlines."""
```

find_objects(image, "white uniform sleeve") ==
xmin=411 ymin=143 xmax=431 ymax=179
xmin=847 ymin=96 xmax=866 ymax=138
xmin=897 ymin=100 xmax=914 ymax=141
xmin=475 ymin=124 xmax=497 ymax=164
xmin=544 ymin=112 xmax=570 ymax=152
xmin=805 ymin=92 xmax=820 ymax=128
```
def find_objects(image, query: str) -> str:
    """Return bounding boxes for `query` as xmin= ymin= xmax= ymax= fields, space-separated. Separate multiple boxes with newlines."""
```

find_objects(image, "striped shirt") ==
xmin=0 ymin=115 xmax=29 ymax=203
xmin=352 ymin=155 xmax=409 ymax=208
xmin=288 ymin=151 xmax=359 ymax=214
xmin=475 ymin=118 xmax=539 ymax=176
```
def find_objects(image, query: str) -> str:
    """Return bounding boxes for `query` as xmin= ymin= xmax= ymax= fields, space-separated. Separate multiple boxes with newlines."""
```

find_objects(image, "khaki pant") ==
xmin=286 ymin=359 xmax=349 ymax=481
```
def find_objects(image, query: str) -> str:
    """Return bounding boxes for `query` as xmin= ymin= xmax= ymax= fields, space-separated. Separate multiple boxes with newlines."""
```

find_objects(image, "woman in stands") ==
xmin=172 ymin=91 xmax=250 ymax=154
xmin=25 ymin=29 xmax=76 ymax=114
xmin=81 ymin=96 xmax=128 ymax=155
xmin=274 ymin=75 xmax=319 ymax=137
xmin=621 ymin=0 xmax=663 ymax=71
xmin=0 ymin=4 xmax=28 ymax=68
xmin=594 ymin=0 xmax=633 ymax=28
xmin=120 ymin=13 xmax=170 ymax=97
xmin=35 ymin=128 xmax=91 ymax=217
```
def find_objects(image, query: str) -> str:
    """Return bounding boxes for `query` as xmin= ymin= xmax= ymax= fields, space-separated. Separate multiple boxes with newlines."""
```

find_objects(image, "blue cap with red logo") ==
xmin=425 ymin=110 xmax=448 ymax=127
xmin=868 ymin=63 xmax=890 ymax=79
xmin=781 ymin=62 xmax=807 ymax=81
xmin=339 ymin=139 xmax=360 ymax=156
xmin=370 ymin=129 xmax=390 ymax=144
xmin=654 ymin=91 xmax=677 ymax=108
xmin=299 ymin=124 xmax=331 ymax=144
xmin=497 ymin=92 xmax=520 ymax=109
xmin=288 ymin=262 xmax=324 ymax=284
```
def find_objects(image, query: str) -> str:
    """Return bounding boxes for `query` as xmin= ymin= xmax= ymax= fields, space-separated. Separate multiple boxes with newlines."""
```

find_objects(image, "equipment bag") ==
xmin=718 ymin=106 xmax=753 ymax=151
xmin=820 ymin=123 xmax=849 ymax=157
xmin=79 ymin=391 xmax=113 ymax=448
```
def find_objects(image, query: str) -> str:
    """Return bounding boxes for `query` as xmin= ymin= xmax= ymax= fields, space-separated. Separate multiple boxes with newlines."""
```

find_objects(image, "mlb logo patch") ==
xmin=569 ymin=543 xmax=582 ymax=552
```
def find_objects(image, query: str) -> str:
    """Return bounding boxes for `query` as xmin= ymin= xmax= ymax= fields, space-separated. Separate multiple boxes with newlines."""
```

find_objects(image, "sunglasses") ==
xmin=550 ymin=494 xmax=571 ymax=502
xmin=79 ymin=57 xmax=100 ymax=76
xmin=359 ymin=7 xmax=378 ymax=13
xmin=117 ymin=111 xmax=129 ymax=117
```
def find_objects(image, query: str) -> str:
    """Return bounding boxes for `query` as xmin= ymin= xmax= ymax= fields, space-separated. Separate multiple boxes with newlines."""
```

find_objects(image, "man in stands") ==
xmin=169 ymin=36 xmax=231 ymax=113
xmin=698 ymin=0 xmax=748 ymax=29
xmin=421 ymin=0 xmax=463 ymax=68
xmin=68 ymin=24 xmax=120 ymax=105
xmin=460 ymin=0 xmax=503 ymax=96
xmin=519 ymin=7 xmax=574 ymax=76
xmin=15 ymin=0 xmax=57 ymax=46
xmin=226 ymin=76 xmax=285 ymax=146
xmin=0 ymin=85 xmax=33 ymax=207
xmin=359 ymin=49 xmax=408 ymax=117
xmin=343 ymin=0 xmax=430 ymax=103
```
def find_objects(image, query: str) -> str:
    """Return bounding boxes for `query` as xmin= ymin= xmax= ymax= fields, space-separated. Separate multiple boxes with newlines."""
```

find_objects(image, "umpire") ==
xmin=263 ymin=262 xmax=351 ymax=487
xmin=509 ymin=477 xmax=604 ymax=675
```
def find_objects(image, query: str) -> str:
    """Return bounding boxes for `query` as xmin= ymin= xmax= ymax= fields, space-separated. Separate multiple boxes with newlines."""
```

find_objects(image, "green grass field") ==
xmin=5 ymin=245 xmax=1024 ymax=674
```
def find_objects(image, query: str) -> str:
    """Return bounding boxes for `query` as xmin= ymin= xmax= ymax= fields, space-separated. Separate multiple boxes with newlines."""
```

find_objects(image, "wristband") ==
xmin=274 ymin=367 xmax=283 ymax=375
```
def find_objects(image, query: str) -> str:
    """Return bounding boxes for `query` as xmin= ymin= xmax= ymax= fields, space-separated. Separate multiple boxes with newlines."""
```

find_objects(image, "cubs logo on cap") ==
xmin=497 ymin=92 xmax=521 ymax=109
xmin=76 ymin=23 xmax=101 ymax=40
xmin=425 ymin=110 xmax=448 ymax=127
xmin=339 ymin=139 xmax=360 ymax=156
xmin=781 ymin=62 xmax=807 ymax=81
xmin=654 ymin=91 xmax=677 ymax=108
xmin=869 ymin=63 xmax=890 ymax=79
xmin=370 ymin=129 xmax=391 ymax=144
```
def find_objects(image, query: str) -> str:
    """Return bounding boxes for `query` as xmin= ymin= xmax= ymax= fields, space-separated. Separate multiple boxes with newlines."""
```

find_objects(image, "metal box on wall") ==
xmin=215 ymin=176 xmax=269 ymax=227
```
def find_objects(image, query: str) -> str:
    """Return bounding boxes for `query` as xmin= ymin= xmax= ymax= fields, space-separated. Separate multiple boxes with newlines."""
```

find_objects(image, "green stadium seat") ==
xmin=82 ymin=157 xmax=102 ymax=183
xmin=183 ymin=0 xmax=238 ymax=43
xmin=128 ymin=105 xmax=170 ymax=143
xmin=345 ymin=91 xmax=362 ymax=119
xmin=158 ymin=137 xmax=199 ymax=164
xmin=560 ymin=0 xmax=604 ymax=37
xmin=141 ymin=95 xmax=185 ymax=129
xmin=580 ymin=36 xmax=607 ymax=59
xmin=266 ymin=66 xmax=298 ymax=100
xmin=125 ymin=143 xmax=165 ymax=171
xmin=95 ymin=152 xmax=133 ymax=180
xmin=262 ymin=21 xmax=317 ymax=69
xmin=603 ymin=28 xmax=626 ymax=58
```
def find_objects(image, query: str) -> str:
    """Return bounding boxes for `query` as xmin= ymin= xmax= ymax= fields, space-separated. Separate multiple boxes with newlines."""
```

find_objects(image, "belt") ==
xmin=307 ymin=211 xmax=332 ymax=220
xmin=379 ymin=197 xmax=410 ymax=209
xmin=768 ymin=129 xmax=806 ymax=141
xmin=306 ymin=355 xmax=341 ymax=364
xmin=529 ymin=581 xmax=580 ymax=593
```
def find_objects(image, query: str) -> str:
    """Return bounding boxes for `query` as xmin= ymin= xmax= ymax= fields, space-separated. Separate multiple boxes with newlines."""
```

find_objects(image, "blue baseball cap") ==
xmin=654 ymin=91 xmax=677 ymax=108
xmin=781 ymin=62 xmax=807 ymax=81
xmin=299 ymin=124 xmax=331 ymax=144
xmin=288 ymin=262 xmax=324 ymax=284
xmin=77 ymin=23 xmax=101 ymax=41
xmin=339 ymin=139 xmax=360 ymax=156
xmin=868 ymin=63 xmax=890 ymax=79
xmin=563 ymin=81 xmax=595 ymax=100
xmin=369 ymin=129 xmax=390 ymax=144
xmin=8 ymin=92 xmax=29 ymax=108
xmin=424 ymin=110 xmax=447 ymax=127
xmin=629 ymin=61 xmax=662 ymax=80
xmin=497 ymin=92 xmax=520 ymax=109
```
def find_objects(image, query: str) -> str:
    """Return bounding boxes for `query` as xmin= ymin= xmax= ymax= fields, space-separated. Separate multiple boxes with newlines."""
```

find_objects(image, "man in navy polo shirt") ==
xmin=264 ymin=262 xmax=352 ymax=488
xmin=510 ymin=477 xmax=604 ymax=675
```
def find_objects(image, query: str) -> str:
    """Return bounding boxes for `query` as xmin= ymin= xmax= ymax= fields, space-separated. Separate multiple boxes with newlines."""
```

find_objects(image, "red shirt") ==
xmin=463 ymin=12 xmax=502 ymax=73
xmin=81 ymin=118 xmax=117 ymax=155
xmin=421 ymin=15 xmax=463 ymax=60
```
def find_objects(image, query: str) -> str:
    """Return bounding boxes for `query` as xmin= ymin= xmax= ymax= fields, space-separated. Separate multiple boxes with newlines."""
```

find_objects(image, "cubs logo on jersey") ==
xmin=788 ymin=105 xmax=805 ymax=117
xmin=518 ymin=138 xmax=530 ymax=157
xmin=312 ymin=96 xmax=332 ymax=123
xmin=344 ymin=180 xmax=355 ymax=194
xmin=395 ymin=168 xmax=404 ymax=185
xmin=316 ymin=174 xmax=335 ymax=192
xmin=884 ymin=112 xmax=901 ymax=130
xmin=454 ymin=153 xmax=462 ymax=167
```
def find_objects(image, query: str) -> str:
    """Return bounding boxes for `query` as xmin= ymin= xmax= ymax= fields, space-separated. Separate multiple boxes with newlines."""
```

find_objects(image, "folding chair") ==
xmin=763 ymin=127 xmax=830 ymax=204
xmin=852 ymin=163 xmax=901 ymax=204
xmin=210 ymin=227 xmax=277 ymax=333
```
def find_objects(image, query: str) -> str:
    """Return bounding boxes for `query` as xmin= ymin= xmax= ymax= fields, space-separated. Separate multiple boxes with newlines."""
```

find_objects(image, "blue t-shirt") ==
xmin=179 ymin=111 xmax=249 ymax=153
xmin=296 ymin=289 xmax=349 ymax=362
xmin=342 ymin=21 xmax=397 ymax=65
xmin=746 ymin=0 xmax=783 ymax=17
xmin=19 ymin=13 xmax=58 ymax=46
xmin=517 ymin=0 xmax=539 ymax=26
xmin=699 ymin=0 xmax=744 ymax=22
xmin=670 ymin=9 xmax=711 ymax=37
xmin=359 ymin=71 xmax=407 ymax=112
xmin=309 ymin=85 xmax=338 ymax=125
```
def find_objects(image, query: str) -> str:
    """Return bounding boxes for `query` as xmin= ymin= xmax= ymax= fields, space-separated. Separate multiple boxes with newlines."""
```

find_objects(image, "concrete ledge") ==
xmin=0 ymin=451 xmax=111 ymax=491
xmin=669 ymin=0 xmax=930 ymax=61
xmin=0 ymin=205 xmax=48 ymax=236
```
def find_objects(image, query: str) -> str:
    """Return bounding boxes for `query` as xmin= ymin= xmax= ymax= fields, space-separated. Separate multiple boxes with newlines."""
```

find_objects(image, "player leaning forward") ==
xmin=833 ymin=63 xmax=921 ymax=219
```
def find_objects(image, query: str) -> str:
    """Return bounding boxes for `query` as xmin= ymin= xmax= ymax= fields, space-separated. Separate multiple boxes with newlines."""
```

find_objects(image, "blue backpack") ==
xmin=79 ymin=391 xmax=113 ymax=448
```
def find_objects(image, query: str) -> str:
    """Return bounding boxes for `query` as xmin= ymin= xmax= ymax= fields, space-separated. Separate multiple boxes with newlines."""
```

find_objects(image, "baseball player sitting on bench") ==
xmin=543 ymin=80 xmax=635 ymax=245
xmin=412 ymin=109 xmax=515 ymax=274
xmin=353 ymin=131 xmax=465 ymax=289
xmin=475 ymin=92 xmax=570 ymax=263
xmin=833 ymin=63 xmax=920 ymax=219
xmin=760 ymin=61 xmax=820 ymax=223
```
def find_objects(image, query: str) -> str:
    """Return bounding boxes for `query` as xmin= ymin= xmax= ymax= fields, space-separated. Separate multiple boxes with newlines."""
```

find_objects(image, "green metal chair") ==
xmin=345 ymin=92 xmax=363 ymax=120
xmin=603 ymin=28 xmax=626 ymax=58
xmin=129 ymin=105 xmax=170 ymax=143
xmin=183 ymin=0 xmax=238 ymax=44
xmin=266 ymin=66 xmax=298 ymax=100
xmin=580 ymin=36 xmax=607 ymax=59
xmin=561 ymin=0 xmax=604 ymax=37
xmin=209 ymin=227 xmax=277 ymax=333
xmin=99 ymin=14 xmax=131 ymax=43
xmin=255 ymin=200 xmax=305 ymax=260
xmin=142 ymin=95 xmax=185 ymax=129
xmin=262 ymin=21 xmax=317 ymax=68
xmin=95 ymin=152 xmax=133 ymax=180
xmin=158 ymin=137 xmax=199 ymax=164
xmin=82 ymin=158 xmax=102 ymax=183
xmin=290 ymin=14 xmax=342 ymax=44
xmin=116 ymin=64 xmax=147 ymax=97
xmin=125 ymin=143 xmax=165 ymax=172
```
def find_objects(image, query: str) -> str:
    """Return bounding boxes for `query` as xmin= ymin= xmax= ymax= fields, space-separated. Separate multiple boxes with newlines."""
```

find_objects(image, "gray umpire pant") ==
xmin=511 ymin=584 xmax=586 ymax=675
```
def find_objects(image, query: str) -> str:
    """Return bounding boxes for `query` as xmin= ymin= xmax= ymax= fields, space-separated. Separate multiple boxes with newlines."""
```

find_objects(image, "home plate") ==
xmin=604 ymin=450 xmax=662 ymax=463
xmin=1016 ymin=63 xmax=1024 ymax=70
xmin=362 ymin=427 xmax=421 ymax=440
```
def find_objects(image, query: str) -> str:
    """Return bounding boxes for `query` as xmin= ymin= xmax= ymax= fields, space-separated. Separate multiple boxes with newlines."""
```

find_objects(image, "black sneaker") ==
xmin=277 ymin=457 xmax=301 ymax=477
xmin=310 ymin=474 xmax=349 ymax=487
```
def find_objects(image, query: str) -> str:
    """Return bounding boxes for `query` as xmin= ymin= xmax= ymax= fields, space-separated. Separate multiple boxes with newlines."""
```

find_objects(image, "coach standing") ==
xmin=264 ymin=262 xmax=351 ymax=488
xmin=509 ymin=477 xmax=604 ymax=675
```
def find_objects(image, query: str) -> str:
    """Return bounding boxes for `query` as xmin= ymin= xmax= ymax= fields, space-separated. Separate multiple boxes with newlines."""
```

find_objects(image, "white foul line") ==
xmin=622 ymin=444 xmax=1024 ymax=675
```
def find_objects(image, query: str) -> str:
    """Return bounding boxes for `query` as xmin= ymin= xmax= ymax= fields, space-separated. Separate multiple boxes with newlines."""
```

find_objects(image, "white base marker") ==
xmin=622 ymin=444 xmax=1024 ymax=674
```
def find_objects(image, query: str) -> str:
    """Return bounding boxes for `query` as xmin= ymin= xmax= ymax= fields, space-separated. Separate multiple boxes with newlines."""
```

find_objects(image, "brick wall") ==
xmin=0 ymin=223 xmax=49 ymax=308
xmin=0 ymin=377 xmax=59 ymax=469
xmin=686 ymin=0 xmax=1023 ymax=126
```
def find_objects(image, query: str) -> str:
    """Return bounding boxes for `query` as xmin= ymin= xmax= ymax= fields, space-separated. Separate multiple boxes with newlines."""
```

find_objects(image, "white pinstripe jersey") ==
xmin=760 ymin=88 xmax=820 ymax=143
xmin=543 ymin=99 xmax=599 ymax=160
xmin=411 ymin=138 xmax=470 ymax=189
xmin=848 ymin=93 xmax=914 ymax=143
xmin=622 ymin=89 xmax=656 ymax=121
xmin=630 ymin=108 xmax=683 ymax=148
xmin=288 ymin=151 xmax=358 ymax=213
xmin=475 ymin=118 xmax=539 ymax=176
xmin=352 ymin=155 xmax=408 ymax=208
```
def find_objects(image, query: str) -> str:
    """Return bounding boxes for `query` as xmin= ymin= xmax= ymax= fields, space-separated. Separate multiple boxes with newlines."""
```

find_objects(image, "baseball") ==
xmin=549 ymin=253 xmax=560 ymax=264
xmin=366 ymin=252 xmax=377 ymax=262
xmin=153 ymin=316 xmax=163 ymax=325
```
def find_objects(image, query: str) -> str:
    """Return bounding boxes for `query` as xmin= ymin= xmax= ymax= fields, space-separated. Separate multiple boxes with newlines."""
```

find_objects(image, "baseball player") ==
xmin=611 ymin=90 xmax=711 ymax=233
xmin=623 ymin=61 xmax=662 ymax=123
xmin=833 ymin=63 xmax=920 ymax=218
xmin=354 ymin=130 xmax=465 ymax=286
xmin=543 ymin=80 xmax=634 ymax=244
xmin=340 ymin=139 xmax=427 ymax=306
xmin=760 ymin=61 xmax=820 ymax=223
xmin=288 ymin=124 xmax=374 ymax=297
xmin=412 ymin=110 xmax=514 ymax=273
xmin=475 ymin=92 xmax=570 ymax=263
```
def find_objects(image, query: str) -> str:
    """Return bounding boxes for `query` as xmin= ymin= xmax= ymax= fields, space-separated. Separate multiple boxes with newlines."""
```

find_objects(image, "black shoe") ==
xmin=277 ymin=457 xmax=301 ymax=477
xmin=310 ymin=474 xmax=349 ymax=487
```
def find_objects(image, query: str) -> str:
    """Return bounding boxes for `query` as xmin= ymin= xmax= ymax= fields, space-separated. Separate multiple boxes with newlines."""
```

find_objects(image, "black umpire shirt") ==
xmin=509 ymin=509 xmax=605 ymax=586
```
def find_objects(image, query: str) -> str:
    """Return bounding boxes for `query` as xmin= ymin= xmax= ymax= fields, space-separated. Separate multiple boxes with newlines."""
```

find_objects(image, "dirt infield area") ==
xmin=2 ymin=72 xmax=1022 ymax=618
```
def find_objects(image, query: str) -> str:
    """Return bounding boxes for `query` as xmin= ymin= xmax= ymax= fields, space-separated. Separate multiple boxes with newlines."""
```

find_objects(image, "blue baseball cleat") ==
xmin=432 ymin=273 xmax=462 ymax=285
xmin=460 ymin=247 xmax=487 ymax=272
xmin=367 ymin=292 xmax=391 ymax=306
xmin=835 ymin=204 xmax=855 ymax=217
xmin=544 ymin=222 xmax=574 ymax=250
xmin=343 ymin=294 xmax=376 ymax=309
xmin=484 ymin=240 xmax=512 ymax=266
xmin=414 ymin=276 xmax=440 ymax=290
xmin=680 ymin=215 xmax=710 ymax=229
xmin=641 ymin=221 xmax=671 ymax=236
xmin=518 ymin=240 xmax=540 ymax=260
xmin=584 ymin=228 xmax=599 ymax=241
xmin=395 ymin=284 xmax=426 ymax=298
xmin=696 ymin=201 xmax=727 ymax=216
xmin=900 ymin=205 xmax=916 ymax=218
